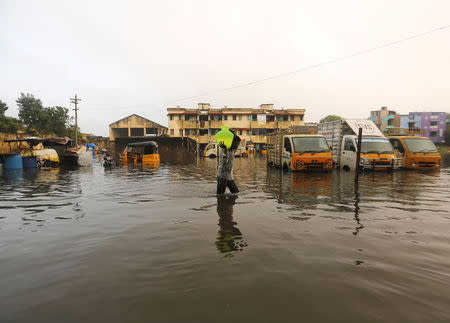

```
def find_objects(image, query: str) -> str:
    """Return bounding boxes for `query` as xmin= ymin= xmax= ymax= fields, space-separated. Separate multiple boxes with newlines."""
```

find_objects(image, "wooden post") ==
xmin=354 ymin=127 xmax=363 ymax=182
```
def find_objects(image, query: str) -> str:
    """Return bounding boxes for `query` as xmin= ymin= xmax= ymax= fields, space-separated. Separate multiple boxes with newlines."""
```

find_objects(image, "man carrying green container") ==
xmin=215 ymin=126 xmax=240 ymax=194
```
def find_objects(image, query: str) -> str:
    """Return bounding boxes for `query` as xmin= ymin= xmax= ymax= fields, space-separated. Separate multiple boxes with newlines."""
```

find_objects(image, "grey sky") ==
xmin=1 ymin=0 xmax=449 ymax=136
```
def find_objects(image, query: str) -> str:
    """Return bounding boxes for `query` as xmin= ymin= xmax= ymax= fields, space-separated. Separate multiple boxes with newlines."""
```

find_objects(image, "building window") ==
xmin=431 ymin=121 xmax=438 ymax=126
xmin=169 ymin=115 xmax=173 ymax=120
xmin=430 ymin=131 xmax=437 ymax=137
xmin=238 ymin=130 xmax=242 ymax=135
xmin=224 ymin=115 xmax=228 ymax=120
xmin=199 ymin=129 xmax=208 ymax=135
xmin=185 ymin=129 xmax=190 ymax=136
xmin=146 ymin=128 xmax=158 ymax=136
xmin=210 ymin=128 xmax=220 ymax=135
xmin=179 ymin=129 xmax=183 ymax=136
xmin=232 ymin=114 xmax=237 ymax=121
xmin=247 ymin=130 xmax=251 ymax=135
xmin=266 ymin=115 xmax=275 ymax=122
xmin=290 ymin=115 xmax=295 ymax=121
xmin=199 ymin=115 xmax=208 ymax=121
xmin=170 ymin=129 xmax=174 ymax=135
xmin=299 ymin=115 xmax=304 ymax=121
xmin=247 ymin=115 xmax=252 ymax=121
xmin=238 ymin=115 xmax=242 ymax=121
xmin=185 ymin=114 xmax=197 ymax=121
xmin=130 ymin=128 xmax=144 ymax=136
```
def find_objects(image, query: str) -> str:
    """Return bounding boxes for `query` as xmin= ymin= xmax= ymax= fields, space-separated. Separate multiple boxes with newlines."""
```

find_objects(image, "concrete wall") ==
xmin=114 ymin=137 xmax=197 ymax=164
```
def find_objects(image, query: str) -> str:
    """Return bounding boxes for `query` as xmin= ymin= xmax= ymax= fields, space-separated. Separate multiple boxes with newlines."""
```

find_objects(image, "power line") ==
xmin=174 ymin=23 xmax=450 ymax=102
xmin=88 ymin=23 xmax=450 ymax=111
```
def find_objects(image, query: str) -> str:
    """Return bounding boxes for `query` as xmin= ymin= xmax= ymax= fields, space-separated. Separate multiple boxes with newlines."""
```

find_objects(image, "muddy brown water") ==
xmin=1 ymin=156 xmax=450 ymax=323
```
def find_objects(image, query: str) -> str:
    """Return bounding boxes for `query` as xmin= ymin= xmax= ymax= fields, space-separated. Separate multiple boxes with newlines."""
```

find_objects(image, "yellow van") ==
xmin=388 ymin=136 xmax=441 ymax=169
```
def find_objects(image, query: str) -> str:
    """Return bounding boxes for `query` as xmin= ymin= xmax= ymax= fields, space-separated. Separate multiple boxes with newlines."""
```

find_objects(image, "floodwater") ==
xmin=1 ymin=156 xmax=450 ymax=323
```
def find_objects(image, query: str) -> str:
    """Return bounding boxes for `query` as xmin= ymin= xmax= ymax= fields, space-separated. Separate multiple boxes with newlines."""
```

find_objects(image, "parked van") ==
xmin=267 ymin=132 xmax=333 ymax=171
xmin=388 ymin=136 xmax=441 ymax=169
xmin=121 ymin=141 xmax=160 ymax=166
xmin=318 ymin=119 xmax=401 ymax=171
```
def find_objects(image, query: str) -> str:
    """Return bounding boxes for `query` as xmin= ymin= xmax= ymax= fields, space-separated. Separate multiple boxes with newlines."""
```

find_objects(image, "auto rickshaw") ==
xmin=121 ymin=141 xmax=160 ymax=167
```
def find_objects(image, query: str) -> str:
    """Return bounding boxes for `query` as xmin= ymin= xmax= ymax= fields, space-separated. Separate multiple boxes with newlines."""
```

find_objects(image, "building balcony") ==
xmin=182 ymin=120 xmax=199 ymax=128
xmin=250 ymin=121 xmax=268 ymax=128
xmin=209 ymin=121 xmax=223 ymax=129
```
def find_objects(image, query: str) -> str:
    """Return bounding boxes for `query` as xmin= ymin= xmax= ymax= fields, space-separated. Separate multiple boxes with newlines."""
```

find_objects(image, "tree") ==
xmin=17 ymin=93 xmax=46 ymax=134
xmin=0 ymin=116 xmax=24 ymax=133
xmin=16 ymin=93 xmax=72 ymax=136
xmin=0 ymin=99 xmax=24 ymax=133
xmin=0 ymin=99 xmax=8 ymax=116
xmin=45 ymin=106 xmax=71 ymax=136
xmin=319 ymin=115 xmax=343 ymax=123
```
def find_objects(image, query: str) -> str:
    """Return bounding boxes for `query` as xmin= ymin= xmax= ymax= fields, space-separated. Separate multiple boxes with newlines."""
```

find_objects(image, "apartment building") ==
xmin=369 ymin=106 xmax=400 ymax=132
xmin=167 ymin=103 xmax=305 ymax=151
xmin=408 ymin=112 xmax=447 ymax=143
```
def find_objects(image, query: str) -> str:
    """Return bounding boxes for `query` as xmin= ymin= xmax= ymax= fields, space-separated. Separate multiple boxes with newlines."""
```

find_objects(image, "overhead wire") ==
xmin=88 ymin=23 xmax=450 ymax=111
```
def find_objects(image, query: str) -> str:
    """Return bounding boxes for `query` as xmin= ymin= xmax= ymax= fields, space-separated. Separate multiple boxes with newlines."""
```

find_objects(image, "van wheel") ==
xmin=209 ymin=154 xmax=216 ymax=158
xmin=343 ymin=165 xmax=350 ymax=171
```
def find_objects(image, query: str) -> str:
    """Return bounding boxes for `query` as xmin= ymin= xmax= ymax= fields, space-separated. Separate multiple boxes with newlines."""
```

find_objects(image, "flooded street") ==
xmin=1 ymin=157 xmax=450 ymax=323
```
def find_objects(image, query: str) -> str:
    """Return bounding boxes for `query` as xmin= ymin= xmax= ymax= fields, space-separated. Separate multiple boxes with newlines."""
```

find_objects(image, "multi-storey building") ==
xmin=167 ymin=103 xmax=305 ymax=151
xmin=408 ymin=112 xmax=447 ymax=143
xmin=369 ymin=107 xmax=400 ymax=132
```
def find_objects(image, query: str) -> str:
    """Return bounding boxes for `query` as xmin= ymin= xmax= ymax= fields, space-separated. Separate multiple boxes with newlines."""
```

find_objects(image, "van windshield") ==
xmin=292 ymin=137 xmax=330 ymax=153
xmin=361 ymin=138 xmax=393 ymax=154
xmin=404 ymin=138 xmax=438 ymax=153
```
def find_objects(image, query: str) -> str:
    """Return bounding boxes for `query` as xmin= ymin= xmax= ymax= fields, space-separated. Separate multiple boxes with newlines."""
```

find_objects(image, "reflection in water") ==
xmin=353 ymin=181 xmax=364 ymax=235
xmin=215 ymin=195 xmax=247 ymax=256
xmin=1 ymin=158 xmax=450 ymax=322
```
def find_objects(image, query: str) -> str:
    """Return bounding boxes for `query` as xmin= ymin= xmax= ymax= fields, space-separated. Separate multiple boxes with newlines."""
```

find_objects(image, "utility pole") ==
xmin=70 ymin=94 xmax=81 ymax=146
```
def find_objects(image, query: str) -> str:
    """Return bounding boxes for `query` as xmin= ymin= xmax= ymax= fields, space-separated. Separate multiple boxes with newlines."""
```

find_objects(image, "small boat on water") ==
xmin=121 ymin=141 xmax=160 ymax=167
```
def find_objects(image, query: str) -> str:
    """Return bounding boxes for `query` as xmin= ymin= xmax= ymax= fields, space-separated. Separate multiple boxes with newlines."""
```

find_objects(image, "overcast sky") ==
xmin=1 ymin=0 xmax=449 ymax=136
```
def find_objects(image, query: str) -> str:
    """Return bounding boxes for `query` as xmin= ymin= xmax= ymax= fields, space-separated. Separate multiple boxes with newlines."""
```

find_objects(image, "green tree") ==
xmin=0 ymin=99 xmax=8 ymax=116
xmin=319 ymin=115 xmax=343 ymax=123
xmin=45 ymin=106 xmax=71 ymax=136
xmin=0 ymin=99 xmax=24 ymax=133
xmin=17 ymin=93 xmax=46 ymax=134
xmin=16 ymin=93 xmax=73 ymax=136
xmin=0 ymin=116 xmax=24 ymax=133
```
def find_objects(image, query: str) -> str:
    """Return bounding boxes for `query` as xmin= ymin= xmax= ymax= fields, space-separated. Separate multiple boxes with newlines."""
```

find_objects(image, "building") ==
xmin=407 ymin=112 xmax=447 ymax=143
xmin=109 ymin=114 xmax=168 ymax=141
xmin=399 ymin=115 xmax=409 ymax=128
xmin=369 ymin=107 xmax=400 ymax=132
xmin=167 ymin=103 xmax=305 ymax=151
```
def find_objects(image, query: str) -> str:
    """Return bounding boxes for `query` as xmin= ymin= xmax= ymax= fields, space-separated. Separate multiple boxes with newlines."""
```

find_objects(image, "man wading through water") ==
xmin=216 ymin=126 xmax=240 ymax=194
